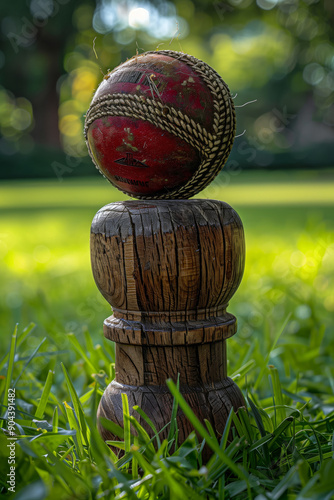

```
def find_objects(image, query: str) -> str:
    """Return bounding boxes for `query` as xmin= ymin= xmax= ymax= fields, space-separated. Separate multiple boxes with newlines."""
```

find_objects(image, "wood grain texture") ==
xmin=91 ymin=199 xmax=246 ymax=459
xmin=115 ymin=340 xmax=226 ymax=386
xmin=91 ymin=199 xmax=245 ymax=319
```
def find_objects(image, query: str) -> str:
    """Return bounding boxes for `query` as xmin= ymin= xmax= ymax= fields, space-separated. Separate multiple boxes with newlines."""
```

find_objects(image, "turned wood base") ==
xmin=98 ymin=378 xmax=244 ymax=458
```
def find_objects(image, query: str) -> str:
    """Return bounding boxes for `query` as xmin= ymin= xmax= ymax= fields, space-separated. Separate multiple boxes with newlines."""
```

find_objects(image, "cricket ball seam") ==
xmin=85 ymin=94 xmax=208 ymax=155
xmin=84 ymin=50 xmax=236 ymax=199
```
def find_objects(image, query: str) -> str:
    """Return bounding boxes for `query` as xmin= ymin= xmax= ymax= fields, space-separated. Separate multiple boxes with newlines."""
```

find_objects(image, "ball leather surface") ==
xmin=85 ymin=50 xmax=236 ymax=199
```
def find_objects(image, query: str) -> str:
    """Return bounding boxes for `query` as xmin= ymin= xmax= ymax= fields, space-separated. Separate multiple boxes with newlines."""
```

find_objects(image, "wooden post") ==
xmin=91 ymin=198 xmax=245 ymax=458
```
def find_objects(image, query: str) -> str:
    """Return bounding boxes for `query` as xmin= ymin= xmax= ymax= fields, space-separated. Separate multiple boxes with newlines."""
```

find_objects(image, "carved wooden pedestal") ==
xmin=91 ymin=199 xmax=245 ymax=456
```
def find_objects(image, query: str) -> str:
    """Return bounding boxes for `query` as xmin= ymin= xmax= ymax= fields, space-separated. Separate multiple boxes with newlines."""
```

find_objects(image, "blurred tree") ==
xmin=0 ymin=0 xmax=333 ymax=177
xmin=0 ymin=0 xmax=96 ymax=150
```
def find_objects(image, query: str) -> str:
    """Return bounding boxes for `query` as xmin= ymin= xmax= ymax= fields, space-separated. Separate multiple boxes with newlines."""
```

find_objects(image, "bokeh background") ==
xmin=0 ymin=0 xmax=333 ymax=382
xmin=1 ymin=0 xmax=334 ymax=175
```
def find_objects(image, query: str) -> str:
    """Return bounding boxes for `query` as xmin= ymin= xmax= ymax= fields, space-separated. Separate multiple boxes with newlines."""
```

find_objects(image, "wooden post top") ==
xmin=91 ymin=199 xmax=245 ymax=338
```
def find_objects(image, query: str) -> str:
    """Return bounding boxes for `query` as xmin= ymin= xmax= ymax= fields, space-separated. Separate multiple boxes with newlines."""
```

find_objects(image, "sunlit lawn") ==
xmin=1 ymin=169 xmax=334 ymax=498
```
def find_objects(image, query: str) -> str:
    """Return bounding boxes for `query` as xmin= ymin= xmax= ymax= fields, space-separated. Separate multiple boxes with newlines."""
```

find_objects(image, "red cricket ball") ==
xmin=85 ymin=50 xmax=236 ymax=199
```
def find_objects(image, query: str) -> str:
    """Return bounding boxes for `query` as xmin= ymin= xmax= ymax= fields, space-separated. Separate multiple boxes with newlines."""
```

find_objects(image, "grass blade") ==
xmin=13 ymin=337 xmax=46 ymax=388
xmin=35 ymin=369 xmax=54 ymax=419
xmin=269 ymin=365 xmax=285 ymax=425
xmin=63 ymin=401 xmax=84 ymax=460
xmin=167 ymin=373 xmax=179 ymax=450
xmin=67 ymin=333 xmax=98 ymax=374
xmin=98 ymin=416 xmax=124 ymax=440
xmin=231 ymin=360 xmax=256 ymax=381
xmin=122 ymin=393 xmax=131 ymax=470
xmin=133 ymin=405 xmax=161 ymax=448
xmin=248 ymin=395 xmax=270 ymax=463
xmin=166 ymin=379 xmax=249 ymax=484
xmin=52 ymin=405 xmax=58 ymax=433
xmin=254 ymin=313 xmax=291 ymax=390
xmin=61 ymin=363 xmax=89 ymax=447
xmin=220 ymin=407 xmax=234 ymax=451
xmin=0 ymin=323 xmax=35 ymax=374
xmin=2 ymin=325 xmax=17 ymax=410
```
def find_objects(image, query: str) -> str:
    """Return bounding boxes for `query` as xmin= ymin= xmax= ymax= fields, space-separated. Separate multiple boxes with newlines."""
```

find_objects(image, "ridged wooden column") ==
xmin=91 ymin=199 xmax=245 ymax=457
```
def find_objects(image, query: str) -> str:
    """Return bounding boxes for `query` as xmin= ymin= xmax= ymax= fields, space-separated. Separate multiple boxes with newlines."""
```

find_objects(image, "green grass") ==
xmin=1 ymin=169 xmax=334 ymax=499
